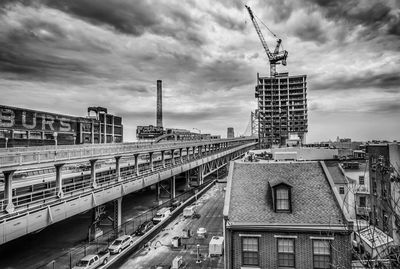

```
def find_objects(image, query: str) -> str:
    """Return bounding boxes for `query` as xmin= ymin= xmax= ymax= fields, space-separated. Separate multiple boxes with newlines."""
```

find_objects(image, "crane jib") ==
xmin=245 ymin=5 xmax=288 ymax=76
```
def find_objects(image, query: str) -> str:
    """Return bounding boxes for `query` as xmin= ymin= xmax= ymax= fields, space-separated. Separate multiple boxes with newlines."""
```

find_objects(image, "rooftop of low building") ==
xmin=224 ymin=161 xmax=349 ymax=228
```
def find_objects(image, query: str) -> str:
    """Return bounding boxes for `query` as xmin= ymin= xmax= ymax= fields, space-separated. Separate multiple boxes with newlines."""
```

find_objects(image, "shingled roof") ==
xmin=225 ymin=161 xmax=348 ymax=227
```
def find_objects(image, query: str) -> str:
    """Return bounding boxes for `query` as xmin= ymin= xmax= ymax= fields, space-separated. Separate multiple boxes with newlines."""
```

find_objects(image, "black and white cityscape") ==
xmin=0 ymin=1 xmax=399 ymax=268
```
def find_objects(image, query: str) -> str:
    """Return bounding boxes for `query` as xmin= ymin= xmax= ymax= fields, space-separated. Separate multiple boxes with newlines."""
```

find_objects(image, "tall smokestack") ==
xmin=156 ymin=80 xmax=163 ymax=127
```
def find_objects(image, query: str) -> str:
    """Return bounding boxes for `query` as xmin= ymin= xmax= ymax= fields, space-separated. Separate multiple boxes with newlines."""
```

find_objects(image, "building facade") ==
xmin=223 ymin=161 xmax=353 ymax=269
xmin=227 ymin=127 xmax=234 ymax=139
xmin=255 ymin=73 xmax=308 ymax=148
xmin=367 ymin=143 xmax=400 ymax=244
xmin=0 ymin=105 xmax=123 ymax=147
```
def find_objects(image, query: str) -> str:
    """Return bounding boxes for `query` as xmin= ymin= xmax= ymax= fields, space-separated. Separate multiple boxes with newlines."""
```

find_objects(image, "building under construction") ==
xmin=246 ymin=5 xmax=308 ymax=148
xmin=255 ymin=72 xmax=308 ymax=148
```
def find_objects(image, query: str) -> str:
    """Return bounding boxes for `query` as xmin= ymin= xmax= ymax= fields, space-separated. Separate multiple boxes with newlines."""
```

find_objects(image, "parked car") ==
xmin=72 ymin=250 xmax=109 ymax=269
xmin=152 ymin=207 xmax=171 ymax=224
xmin=196 ymin=227 xmax=207 ymax=238
xmin=108 ymin=235 xmax=133 ymax=254
xmin=171 ymin=200 xmax=182 ymax=210
xmin=135 ymin=220 xmax=154 ymax=236
xmin=183 ymin=206 xmax=196 ymax=218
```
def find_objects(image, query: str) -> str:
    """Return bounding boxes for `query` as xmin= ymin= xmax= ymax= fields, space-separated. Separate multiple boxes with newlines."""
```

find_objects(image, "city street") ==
xmin=0 ymin=178 xmax=187 ymax=269
xmin=112 ymin=182 xmax=226 ymax=269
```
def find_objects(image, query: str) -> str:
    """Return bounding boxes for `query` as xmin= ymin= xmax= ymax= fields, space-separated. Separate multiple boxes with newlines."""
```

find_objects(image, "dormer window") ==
xmin=276 ymin=188 xmax=290 ymax=211
xmin=270 ymin=180 xmax=293 ymax=213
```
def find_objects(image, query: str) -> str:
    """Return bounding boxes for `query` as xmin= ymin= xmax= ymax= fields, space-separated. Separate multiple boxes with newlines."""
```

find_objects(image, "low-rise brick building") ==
xmin=223 ymin=161 xmax=353 ymax=269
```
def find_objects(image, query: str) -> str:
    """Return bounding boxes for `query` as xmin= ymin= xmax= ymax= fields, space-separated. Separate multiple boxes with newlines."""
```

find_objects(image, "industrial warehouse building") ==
xmin=223 ymin=161 xmax=353 ymax=269
xmin=255 ymin=73 xmax=308 ymax=148
xmin=0 ymin=105 xmax=123 ymax=147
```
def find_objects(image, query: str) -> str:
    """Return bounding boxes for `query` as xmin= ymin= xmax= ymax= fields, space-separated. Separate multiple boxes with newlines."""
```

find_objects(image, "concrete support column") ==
xmin=171 ymin=176 xmax=176 ymax=199
xmin=179 ymin=148 xmax=183 ymax=163
xmin=198 ymin=146 xmax=202 ymax=157
xmin=149 ymin=152 xmax=154 ymax=172
xmin=197 ymin=165 xmax=203 ymax=185
xmin=90 ymin=159 xmax=98 ymax=188
xmin=161 ymin=150 xmax=166 ymax=168
xmin=55 ymin=163 xmax=65 ymax=198
xmin=134 ymin=154 xmax=140 ymax=176
xmin=186 ymin=147 xmax=190 ymax=161
xmin=192 ymin=146 xmax=196 ymax=159
xmin=171 ymin=149 xmax=176 ymax=165
xmin=156 ymin=182 xmax=161 ymax=202
xmin=115 ymin=156 xmax=122 ymax=181
xmin=185 ymin=170 xmax=190 ymax=189
xmin=3 ymin=170 xmax=16 ymax=213
xmin=113 ymin=197 xmax=122 ymax=233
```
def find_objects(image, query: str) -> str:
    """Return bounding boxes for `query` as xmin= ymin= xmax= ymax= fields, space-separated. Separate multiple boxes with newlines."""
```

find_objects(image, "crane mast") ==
xmin=245 ymin=5 xmax=288 ymax=77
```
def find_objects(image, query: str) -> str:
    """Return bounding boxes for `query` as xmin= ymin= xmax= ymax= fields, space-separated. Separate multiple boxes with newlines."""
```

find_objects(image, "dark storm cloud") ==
xmin=269 ymin=0 xmax=294 ymax=23
xmin=210 ymin=11 xmax=246 ymax=32
xmin=306 ymin=0 xmax=400 ymax=36
xmin=312 ymin=71 xmax=400 ymax=91
xmin=42 ymin=0 xmax=159 ymax=36
xmin=0 ymin=40 xmax=93 ymax=82
xmin=292 ymin=18 xmax=327 ymax=44
xmin=113 ymin=84 xmax=149 ymax=94
xmin=197 ymin=58 xmax=254 ymax=91
xmin=40 ymin=0 xmax=206 ymax=46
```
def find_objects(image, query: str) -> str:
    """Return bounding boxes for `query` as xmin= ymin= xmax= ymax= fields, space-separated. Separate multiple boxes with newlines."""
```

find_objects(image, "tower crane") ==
xmin=245 ymin=5 xmax=288 ymax=77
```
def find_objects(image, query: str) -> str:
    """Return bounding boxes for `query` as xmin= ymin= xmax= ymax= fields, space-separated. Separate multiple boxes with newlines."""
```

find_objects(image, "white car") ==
xmin=152 ymin=207 xmax=171 ymax=224
xmin=108 ymin=235 xmax=133 ymax=254
xmin=196 ymin=227 xmax=207 ymax=238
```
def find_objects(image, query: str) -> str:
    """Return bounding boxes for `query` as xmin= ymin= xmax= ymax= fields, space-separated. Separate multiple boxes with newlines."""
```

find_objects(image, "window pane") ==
xmin=278 ymin=239 xmax=295 ymax=267
xmin=243 ymin=238 xmax=258 ymax=251
xmin=313 ymin=241 xmax=330 ymax=254
xmin=242 ymin=237 xmax=259 ymax=266
xmin=314 ymin=255 xmax=330 ymax=269
xmin=277 ymin=188 xmax=289 ymax=199
xmin=276 ymin=188 xmax=290 ymax=210
xmin=313 ymin=240 xmax=330 ymax=269
xmin=278 ymin=239 xmax=294 ymax=252
xmin=278 ymin=253 xmax=295 ymax=267
xmin=359 ymin=197 xmax=366 ymax=207
xmin=243 ymin=252 xmax=259 ymax=265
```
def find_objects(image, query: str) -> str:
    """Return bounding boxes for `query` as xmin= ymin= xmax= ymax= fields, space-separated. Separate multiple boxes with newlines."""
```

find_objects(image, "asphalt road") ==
xmin=113 ymin=182 xmax=226 ymax=269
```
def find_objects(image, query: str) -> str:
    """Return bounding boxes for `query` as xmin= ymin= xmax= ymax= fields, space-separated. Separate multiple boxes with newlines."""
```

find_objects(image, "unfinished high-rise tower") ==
xmin=246 ymin=5 xmax=308 ymax=148
xmin=255 ymin=73 xmax=308 ymax=148
xmin=156 ymin=80 xmax=163 ymax=128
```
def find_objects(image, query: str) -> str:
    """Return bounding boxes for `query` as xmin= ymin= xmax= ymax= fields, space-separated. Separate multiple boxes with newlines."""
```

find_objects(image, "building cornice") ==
xmin=226 ymin=222 xmax=351 ymax=233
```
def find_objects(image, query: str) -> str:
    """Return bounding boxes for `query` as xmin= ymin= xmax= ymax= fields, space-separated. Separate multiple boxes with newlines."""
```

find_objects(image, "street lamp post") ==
xmin=196 ymin=244 xmax=201 ymax=263
xmin=54 ymin=132 xmax=58 ymax=152
xmin=5 ymin=137 xmax=8 ymax=149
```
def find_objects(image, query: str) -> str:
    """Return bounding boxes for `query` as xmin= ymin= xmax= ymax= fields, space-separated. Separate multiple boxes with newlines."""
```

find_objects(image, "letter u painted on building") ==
xmin=22 ymin=111 xmax=36 ymax=129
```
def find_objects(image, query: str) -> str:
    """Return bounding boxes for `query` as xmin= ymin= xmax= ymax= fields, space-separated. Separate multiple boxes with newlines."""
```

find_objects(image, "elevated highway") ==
xmin=0 ymin=137 xmax=256 ymax=245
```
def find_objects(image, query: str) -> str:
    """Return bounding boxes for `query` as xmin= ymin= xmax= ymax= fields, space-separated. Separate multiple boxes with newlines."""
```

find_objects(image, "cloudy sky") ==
xmin=0 ymin=0 xmax=399 ymax=142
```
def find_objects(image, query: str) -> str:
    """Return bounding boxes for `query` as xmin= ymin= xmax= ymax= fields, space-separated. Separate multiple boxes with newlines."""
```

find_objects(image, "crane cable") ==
xmin=253 ymin=13 xmax=277 ymax=38
xmin=243 ymin=2 xmax=285 ymax=50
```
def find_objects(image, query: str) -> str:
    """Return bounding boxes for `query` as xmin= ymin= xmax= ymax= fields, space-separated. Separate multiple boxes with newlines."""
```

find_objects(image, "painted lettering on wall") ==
xmin=0 ymin=106 xmax=76 ymax=133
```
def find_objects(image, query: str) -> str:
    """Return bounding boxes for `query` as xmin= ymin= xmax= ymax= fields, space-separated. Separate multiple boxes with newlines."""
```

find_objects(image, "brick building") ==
xmin=367 ymin=143 xmax=400 ymax=244
xmin=223 ymin=161 xmax=353 ymax=269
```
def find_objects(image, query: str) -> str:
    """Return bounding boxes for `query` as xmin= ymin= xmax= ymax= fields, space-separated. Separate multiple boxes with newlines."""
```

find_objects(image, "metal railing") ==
xmin=0 ymin=138 xmax=255 ymax=168
xmin=0 ymin=143 xmax=250 ymax=214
